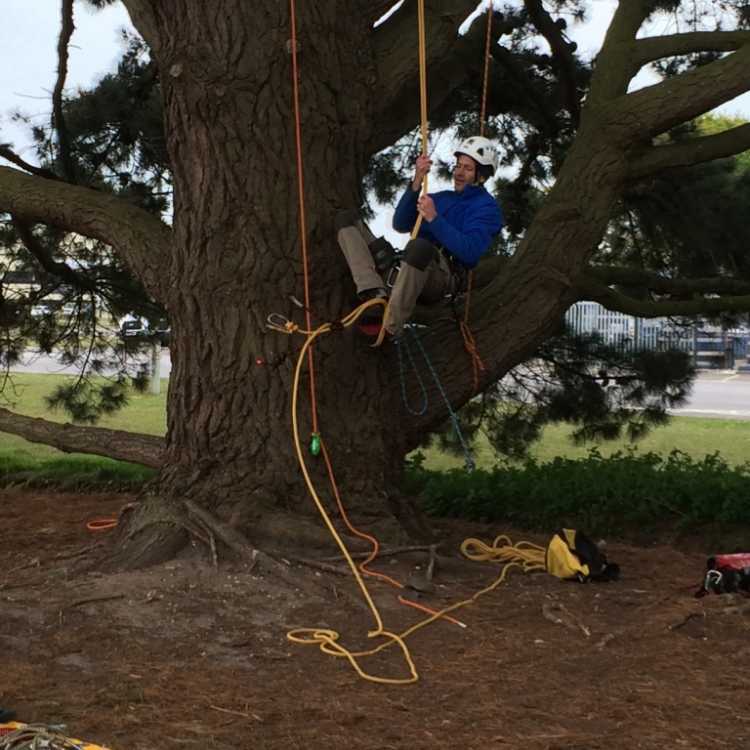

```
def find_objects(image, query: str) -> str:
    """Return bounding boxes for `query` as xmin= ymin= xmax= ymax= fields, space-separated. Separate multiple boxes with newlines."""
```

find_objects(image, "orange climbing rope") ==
xmin=479 ymin=1 xmax=494 ymax=137
xmin=318 ymin=436 xmax=466 ymax=629
xmin=459 ymin=272 xmax=487 ymax=392
xmin=289 ymin=0 xmax=318 ymax=436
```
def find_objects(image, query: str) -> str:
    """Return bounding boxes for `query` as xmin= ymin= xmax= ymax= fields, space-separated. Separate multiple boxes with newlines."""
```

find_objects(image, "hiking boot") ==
xmin=368 ymin=237 xmax=396 ymax=275
xmin=357 ymin=286 xmax=388 ymax=303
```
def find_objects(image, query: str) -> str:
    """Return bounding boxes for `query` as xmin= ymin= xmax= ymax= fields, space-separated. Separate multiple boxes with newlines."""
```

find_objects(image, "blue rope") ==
xmin=396 ymin=332 xmax=428 ymax=416
xmin=403 ymin=325 xmax=476 ymax=472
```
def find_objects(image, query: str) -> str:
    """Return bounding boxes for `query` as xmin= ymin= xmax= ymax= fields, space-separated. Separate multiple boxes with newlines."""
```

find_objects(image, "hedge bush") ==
xmin=404 ymin=449 xmax=750 ymax=535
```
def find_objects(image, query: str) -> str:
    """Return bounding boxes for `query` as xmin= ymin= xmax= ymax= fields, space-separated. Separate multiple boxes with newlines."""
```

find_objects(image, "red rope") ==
xmin=289 ymin=0 xmax=318 ymax=434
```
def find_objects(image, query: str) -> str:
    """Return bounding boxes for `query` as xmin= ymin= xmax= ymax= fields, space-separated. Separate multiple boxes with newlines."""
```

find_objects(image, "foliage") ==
xmin=428 ymin=330 xmax=695 ymax=460
xmin=405 ymin=448 xmax=750 ymax=536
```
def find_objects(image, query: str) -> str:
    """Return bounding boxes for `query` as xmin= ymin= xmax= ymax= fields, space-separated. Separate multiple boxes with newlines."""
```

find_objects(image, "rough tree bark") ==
xmin=2 ymin=0 xmax=750 ymax=568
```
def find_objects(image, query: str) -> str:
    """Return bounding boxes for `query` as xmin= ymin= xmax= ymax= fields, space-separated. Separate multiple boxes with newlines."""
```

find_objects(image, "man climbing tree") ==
xmin=337 ymin=137 xmax=503 ymax=338
xmin=1 ymin=0 xmax=750 ymax=569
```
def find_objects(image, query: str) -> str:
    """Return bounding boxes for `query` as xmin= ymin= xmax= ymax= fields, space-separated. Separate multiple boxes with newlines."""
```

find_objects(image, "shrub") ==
xmin=404 ymin=448 xmax=750 ymax=536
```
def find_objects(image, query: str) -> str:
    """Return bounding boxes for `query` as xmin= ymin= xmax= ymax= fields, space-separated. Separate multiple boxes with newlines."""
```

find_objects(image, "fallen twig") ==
xmin=69 ymin=593 xmax=126 ymax=608
xmin=319 ymin=544 xmax=434 ymax=562
xmin=668 ymin=611 xmax=704 ymax=631
xmin=542 ymin=601 xmax=591 ymax=637
xmin=209 ymin=705 xmax=262 ymax=721
xmin=5 ymin=557 xmax=41 ymax=575
xmin=287 ymin=557 xmax=350 ymax=576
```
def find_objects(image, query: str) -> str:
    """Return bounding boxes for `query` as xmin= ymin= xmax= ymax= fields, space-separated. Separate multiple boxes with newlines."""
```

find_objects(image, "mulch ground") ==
xmin=1 ymin=488 xmax=749 ymax=750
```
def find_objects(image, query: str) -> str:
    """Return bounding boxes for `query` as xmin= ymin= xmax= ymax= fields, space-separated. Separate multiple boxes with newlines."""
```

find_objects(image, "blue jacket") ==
xmin=392 ymin=183 xmax=503 ymax=268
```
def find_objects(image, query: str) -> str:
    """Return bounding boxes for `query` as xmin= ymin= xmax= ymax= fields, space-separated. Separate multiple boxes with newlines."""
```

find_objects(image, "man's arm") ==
xmin=428 ymin=198 xmax=503 ymax=267
xmin=392 ymin=184 xmax=420 ymax=233
xmin=393 ymin=154 xmax=432 ymax=233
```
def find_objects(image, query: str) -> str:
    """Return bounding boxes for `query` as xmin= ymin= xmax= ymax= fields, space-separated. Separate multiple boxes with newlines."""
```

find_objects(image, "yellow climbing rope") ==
xmin=411 ymin=0 xmax=430 ymax=241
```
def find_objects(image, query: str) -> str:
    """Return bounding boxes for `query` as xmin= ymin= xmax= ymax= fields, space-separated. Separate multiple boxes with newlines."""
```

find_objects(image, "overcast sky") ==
xmin=1 ymin=1 xmax=748 ymax=165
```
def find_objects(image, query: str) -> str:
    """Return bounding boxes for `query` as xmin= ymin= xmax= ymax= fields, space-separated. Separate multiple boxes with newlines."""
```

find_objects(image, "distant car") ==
xmin=120 ymin=317 xmax=149 ymax=338
xmin=30 ymin=303 xmax=55 ymax=318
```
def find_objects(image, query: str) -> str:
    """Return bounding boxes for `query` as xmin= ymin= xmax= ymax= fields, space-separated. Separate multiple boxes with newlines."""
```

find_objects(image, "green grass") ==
xmin=2 ymin=373 xmax=750 ymax=484
xmin=420 ymin=419 xmax=750 ymax=471
xmin=0 ymin=373 xmax=164 ymax=487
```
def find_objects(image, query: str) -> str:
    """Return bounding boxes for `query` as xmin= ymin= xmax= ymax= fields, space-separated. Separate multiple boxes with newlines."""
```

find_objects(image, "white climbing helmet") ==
xmin=454 ymin=136 xmax=498 ymax=176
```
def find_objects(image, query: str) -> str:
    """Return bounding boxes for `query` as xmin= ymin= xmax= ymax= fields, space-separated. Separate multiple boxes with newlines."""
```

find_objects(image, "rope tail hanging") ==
xmin=459 ymin=0 xmax=494 ymax=390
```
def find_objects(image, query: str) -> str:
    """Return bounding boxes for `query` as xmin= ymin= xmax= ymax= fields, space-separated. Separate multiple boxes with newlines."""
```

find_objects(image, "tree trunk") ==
xmin=114 ymin=0 xmax=416 ymax=566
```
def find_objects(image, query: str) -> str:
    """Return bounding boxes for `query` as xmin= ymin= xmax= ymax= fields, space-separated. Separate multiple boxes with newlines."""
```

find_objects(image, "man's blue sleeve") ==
xmin=428 ymin=199 xmax=503 ymax=267
xmin=392 ymin=185 xmax=420 ymax=233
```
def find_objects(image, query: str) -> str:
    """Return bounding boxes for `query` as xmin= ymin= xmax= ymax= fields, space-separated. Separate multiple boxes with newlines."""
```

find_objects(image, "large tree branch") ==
xmin=633 ymin=30 xmax=750 ymax=68
xmin=0 ymin=408 xmax=164 ymax=469
xmin=608 ymin=44 xmax=750 ymax=140
xmin=52 ymin=0 xmax=76 ymax=183
xmin=0 ymin=167 xmax=171 ymax=302
xmin=628 ymin=123 xmax=750 ymax=179
xmin=587 ymin=266 xmax=750 ymax=297
xmin=587 ymin=0 xmax=653 ymax=104
xmin=369 ymin=0 xmax=484 ymax=151
xmin=577 ymin=278 xmax=750 ymax=318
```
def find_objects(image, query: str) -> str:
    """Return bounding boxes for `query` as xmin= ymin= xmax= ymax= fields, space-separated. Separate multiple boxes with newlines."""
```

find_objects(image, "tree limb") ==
xmin=0 ymin=166 xmax=172 ymax=302
xmin=577 ymin=278 xmax=750 ymax=318
xmin=52 ymin=0 xmax=76 ymax=183
xmin=0 ymin=408 xmax=164 ymax=468
xmin=587 ymin=0 xmax=653 ymax=104
xmin=587 ymin=266 xmax=750 ymax=297
xmin=0 ymin=146 xmax=59 ymax=180
xmin=608 ymin=44 xmax=750 ymax=140
xmin=628 ymin=123 xmax=750 ymax=180
xmin=522 ymin=0 xmax=580 ymax=122
xmin=633 ymin=30 xmax=750 ymax=69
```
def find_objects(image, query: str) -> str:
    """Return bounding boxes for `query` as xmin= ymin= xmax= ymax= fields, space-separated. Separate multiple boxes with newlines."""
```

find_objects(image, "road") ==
xmin=669 ymin=371 xmax=750 ymax=419
xmin=8 ymin=353 xmax=750 ymax=419
xmin=9 ymin=348 xmax=173 ymax=377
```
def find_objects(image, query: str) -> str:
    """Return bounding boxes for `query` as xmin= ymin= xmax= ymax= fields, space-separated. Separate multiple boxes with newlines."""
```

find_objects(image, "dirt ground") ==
xmin=1 ymin=489 xmax=749 ymax=750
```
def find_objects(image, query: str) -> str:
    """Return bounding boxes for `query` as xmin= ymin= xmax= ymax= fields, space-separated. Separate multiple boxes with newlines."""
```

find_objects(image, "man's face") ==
xmin=453 ymin=154 xmax=478 ymax=192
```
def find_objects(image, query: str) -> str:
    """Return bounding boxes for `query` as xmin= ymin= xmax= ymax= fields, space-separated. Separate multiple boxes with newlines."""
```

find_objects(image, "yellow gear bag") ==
xmin=545 ymin=528 xmax=619 ymax=582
